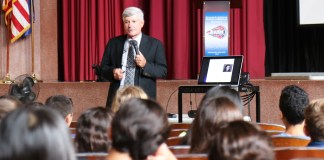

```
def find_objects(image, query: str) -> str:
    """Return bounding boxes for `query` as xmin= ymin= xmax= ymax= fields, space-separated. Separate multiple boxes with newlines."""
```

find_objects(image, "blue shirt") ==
xmin=308 ymin=141 xmax=324 ymax=147
xmin=273 ymin=132 xmax=310 ymax=140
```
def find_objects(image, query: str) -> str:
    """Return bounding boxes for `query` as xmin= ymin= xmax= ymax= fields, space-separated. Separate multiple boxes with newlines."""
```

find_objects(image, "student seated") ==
xmin=108 ymin=98 xmax=176 ymax=160
xmin=0 ymin=106 xmax=76 ymax=160
xmin=111 ymin=86 xmax=148 ymax=113
xmin=304 ymin=99 xmax=324 ymax=147
xmin=74 ymin=106 xmax=113 ymax=153
xmin=188 ymin=86 xmax=243 ymax=153
xmin=275 ymin=85 xmax=310 ymax=139
xmin=0 ymin=95 xmax=22 ymax=122
xmin=208 ymin=120 xmax=274 ymax=160
xmin=45 ymin=94 xmax=74 ymax=127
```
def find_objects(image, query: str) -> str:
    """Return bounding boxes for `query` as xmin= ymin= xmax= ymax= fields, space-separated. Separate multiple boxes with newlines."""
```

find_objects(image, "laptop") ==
xmin=198 ymin=56 xmax=243 ymax=87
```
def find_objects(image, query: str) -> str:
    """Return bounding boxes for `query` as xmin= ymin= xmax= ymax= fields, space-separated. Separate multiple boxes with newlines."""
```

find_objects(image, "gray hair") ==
xmin=122 ymin=7 xmax=144 ymax=21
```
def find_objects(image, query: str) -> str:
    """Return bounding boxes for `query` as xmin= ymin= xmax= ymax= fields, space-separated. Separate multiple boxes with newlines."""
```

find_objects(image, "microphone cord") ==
xmin=165 ymin=88 xmax=179 ymax=113
xmin=189 ymin=93 xmax=192 ymax=110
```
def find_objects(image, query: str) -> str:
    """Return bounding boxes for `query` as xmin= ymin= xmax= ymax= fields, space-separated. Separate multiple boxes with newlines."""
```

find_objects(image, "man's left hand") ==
xmin=135 ymin=51 xmax=146 ymax=68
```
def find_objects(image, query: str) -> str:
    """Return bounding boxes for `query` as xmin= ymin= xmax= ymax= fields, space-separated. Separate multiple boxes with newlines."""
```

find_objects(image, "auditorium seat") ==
xmin=176 ymin=153 xmax=208 ymax=160
xmin=272 ymin=137 xmax=310 ymax=147
xmin=76 ymin=153 xmax=108 ymax=160
xmin=167 ymin=136 xmax=184 ymax=146
xmin=169 ymin=129 xmax=187 ymax=137
xmin=170 ymin=123 xmax=191 ymax=130
xmin=70 ymin=121 xmax=77 ymax=128
xmin=256 ymin=123 xmax=286 ymax=131
xmin=169 ymin=145 xmax=190 ymax=154
xmin=70 ymin=128 xmax=77 ymax=135
xmin=275 ymin=147 xmax=324 ymax=160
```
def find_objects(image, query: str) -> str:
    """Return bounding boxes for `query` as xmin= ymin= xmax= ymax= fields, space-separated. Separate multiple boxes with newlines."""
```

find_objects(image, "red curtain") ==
xmin=230 ymin=0 xmax=265 ymax=78
xmin=59 ymin=0 xmax=265 ymax=81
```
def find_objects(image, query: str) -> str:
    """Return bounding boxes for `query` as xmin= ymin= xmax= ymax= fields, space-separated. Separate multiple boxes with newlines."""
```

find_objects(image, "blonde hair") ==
xmin=111 ymin=86 xmax=148 ymax=112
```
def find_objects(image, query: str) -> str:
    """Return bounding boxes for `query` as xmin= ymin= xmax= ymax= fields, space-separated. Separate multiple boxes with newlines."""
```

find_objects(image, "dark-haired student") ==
xmin=45 ymin=94 xmax=74 ymax=127
xmin=74 ymin=106 xmax=113 ymax=153
xmin=108 ymin=98 xmax=176 ymax=160
xmin=0 ymin=106 xmax=76 ymax=160
xmin=208 ymin=120 xmax=274 ymax=160
xmin=274 ymin=85 xmax=310 ymax=139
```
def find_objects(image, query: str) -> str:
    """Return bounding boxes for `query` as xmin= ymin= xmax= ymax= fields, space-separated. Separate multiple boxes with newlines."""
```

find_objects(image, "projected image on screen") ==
xmin=299 ymin=0 xmax=324 ymax=25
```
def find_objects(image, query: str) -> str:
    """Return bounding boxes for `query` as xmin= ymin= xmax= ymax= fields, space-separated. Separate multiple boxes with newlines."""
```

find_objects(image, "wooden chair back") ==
xmin=70 ymin=121 xmax=77 ymax=128
xmin=275 ymin=147 xmax=324 ymax=160
xmin=169 ymin=145 xmax=190 ymax=154
xmin=271 ymin=137 xmax=310 ymax=147
xmin=169 ymin=129 xmax=187 ymax=137
xmin=256 ymin=123 xmax=286 ymax=131
xmin=70 ymin=128 xmax=77 ymax=134
xmin=176 ymin=154 xmax=208 ymax=160
xmin=76 ymin=153 xmax=108 ymax=160
xmin=170 ymin=123 xmax=191 ymax=130
xmin=167 ymin=136 xmax=184 ymax=146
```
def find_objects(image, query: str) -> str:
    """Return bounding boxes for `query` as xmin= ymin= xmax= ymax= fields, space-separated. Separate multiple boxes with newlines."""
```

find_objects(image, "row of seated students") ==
xmin=1 ymin=84 xmax=324 ymax=160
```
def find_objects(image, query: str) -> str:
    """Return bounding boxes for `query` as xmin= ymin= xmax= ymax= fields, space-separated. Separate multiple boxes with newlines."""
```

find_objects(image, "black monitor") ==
xmin=198 ymin=55 xmax=243 ymax=86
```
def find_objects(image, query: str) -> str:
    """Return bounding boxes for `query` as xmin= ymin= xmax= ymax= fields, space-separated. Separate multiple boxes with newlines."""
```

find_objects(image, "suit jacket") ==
xmin=101 ymin=34 xmax=167 ymax=108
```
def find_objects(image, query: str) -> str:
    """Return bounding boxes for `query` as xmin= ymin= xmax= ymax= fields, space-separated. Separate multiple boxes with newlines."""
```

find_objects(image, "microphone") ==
xmin=130 ymin=40 xmax=139 ymax=55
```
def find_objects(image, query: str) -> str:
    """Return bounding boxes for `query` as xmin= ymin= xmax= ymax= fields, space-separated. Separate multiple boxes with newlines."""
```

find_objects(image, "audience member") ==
xmin=275 ymin=85 xmax=310 ymax=139
xmin=111 ymin=86 xmax=148 ymax=112
xmin=45 ymin=94 xmax=74 ymax=126
xmin=74 ymin=106 xmax=113 ymax=153
xmin=304 ymin=99 xmax=324 ymax=147
xmin=189 ymin=96 xmax=243 ymax=153
xmin=0 ymin=95 xmax=22 ymax=121
xmin=208 ymin=120 xmax=274 ymax=160
xmin=0 ymin=106 xmax=76 ymax=160
xmin=108 ymin=98 xmax=176 ymax=160
xmin=199 ymin=86 xmax=243 ymax=111
xmin=24 ymin=101 xmax=46 ymax=109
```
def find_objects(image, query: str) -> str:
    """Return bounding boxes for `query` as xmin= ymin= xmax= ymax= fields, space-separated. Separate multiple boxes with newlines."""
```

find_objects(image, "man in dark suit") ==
xmin=101 ymin=7 xmax=167 ymax=108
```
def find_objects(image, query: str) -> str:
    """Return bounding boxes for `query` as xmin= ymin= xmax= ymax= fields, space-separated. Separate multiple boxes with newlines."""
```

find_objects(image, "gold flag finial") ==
xmin=3 ymin=74 xmax=14 ymax=84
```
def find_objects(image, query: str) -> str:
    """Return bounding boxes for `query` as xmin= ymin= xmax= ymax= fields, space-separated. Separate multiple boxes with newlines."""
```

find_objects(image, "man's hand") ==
xmin=113 ymin=68 xmax=124 ymax=80
xmin=135 ymin=51 xmax=146 ymax=68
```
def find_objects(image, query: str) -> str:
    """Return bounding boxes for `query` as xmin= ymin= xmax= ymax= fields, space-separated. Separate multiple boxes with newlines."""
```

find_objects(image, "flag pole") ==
xmin=30 ymin=0 xmax=38 ymax=83
xmin=3 ymin=23 xmax=13 ymax=84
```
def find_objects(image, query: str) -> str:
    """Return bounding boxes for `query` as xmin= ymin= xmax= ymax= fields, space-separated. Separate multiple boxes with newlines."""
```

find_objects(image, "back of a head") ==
xmin=190 ymin=97 xmax=243 ymax=153
xmin=201 ymin=86 xmax=243 ymax=111
xmin=0 ymin=95 xmax=22 ymax=121
xmin=45 ymin=94 xmax=73 ymax=118
xmin=75 ymin=106 xmax=113 ymax=153
xmin=0 ymin=107 xmax=76 ymax=160
xmin=111 ymin=86 xmax=148 ymax=112
xmin=304 ymin=99 xmax=324 ymax=142
xmin=111 ymin=98 xmax=170 ymax=160
xmin=208 ymin=120 xmax=274 ymax=160
xmin=279 ymin=85 xmax=309 ymax=125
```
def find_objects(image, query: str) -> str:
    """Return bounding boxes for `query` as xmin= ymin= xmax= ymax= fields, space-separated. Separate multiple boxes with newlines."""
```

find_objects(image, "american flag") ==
xmin=2 ymin=0 xmax=31 ymax=43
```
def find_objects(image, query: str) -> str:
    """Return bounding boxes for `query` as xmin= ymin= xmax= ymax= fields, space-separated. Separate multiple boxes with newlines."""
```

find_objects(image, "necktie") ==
xmin=124 ymin=43 xmax=135 ymax=85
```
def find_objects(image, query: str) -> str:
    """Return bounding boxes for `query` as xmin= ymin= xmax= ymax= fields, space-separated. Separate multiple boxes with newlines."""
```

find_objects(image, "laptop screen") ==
xmin=198 ymin=56 xmax=243 ymax=85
